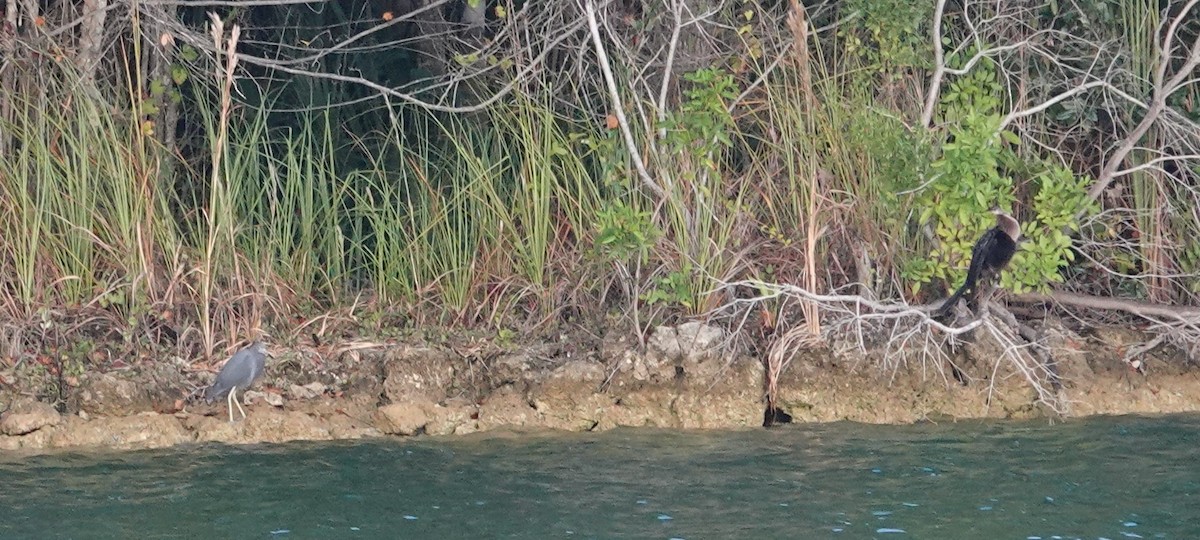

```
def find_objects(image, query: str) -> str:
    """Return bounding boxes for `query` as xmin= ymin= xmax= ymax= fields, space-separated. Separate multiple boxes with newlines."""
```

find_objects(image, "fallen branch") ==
xmin=1016 ymin=290 xmax=1200 ymax=366
xmin=1013 ymin=290 xmax=1200 ymax=323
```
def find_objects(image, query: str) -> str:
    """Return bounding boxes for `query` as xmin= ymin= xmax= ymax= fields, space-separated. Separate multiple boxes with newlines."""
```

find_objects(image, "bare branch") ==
xmin=713 ymin=279 xmax=983 ymax=336
xmin=581 ymin=0 xmax=668 ymax=201
xmin=919 ymin=0 xmax=948 ymax=129
xmin=1088 ymin=0 xmax=1200 ymax=202
xmin=1112 ymin=154 xmax=1200 ymax=178
xmin=140 ymin=0 xmax=591 ymax=114
xmin=999 ymin=80 xmax=1107 ymax=130
xmin=656 ymin=0 xmax=684 ymax=136
xmin=1014 ymin=291 xmax=1200 ymax=324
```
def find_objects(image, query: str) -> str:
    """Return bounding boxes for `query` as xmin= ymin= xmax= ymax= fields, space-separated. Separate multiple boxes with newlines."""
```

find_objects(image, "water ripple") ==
xmin=0 ymin=416 xmax=1196 ymax=538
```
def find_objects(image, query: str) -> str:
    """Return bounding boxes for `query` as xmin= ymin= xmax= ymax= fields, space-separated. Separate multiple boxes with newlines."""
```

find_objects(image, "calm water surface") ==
xmin=2 ymin=415 xmax=1198 ymax=539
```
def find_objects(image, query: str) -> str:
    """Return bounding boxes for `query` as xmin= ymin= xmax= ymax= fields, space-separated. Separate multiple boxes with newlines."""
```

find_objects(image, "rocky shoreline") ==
xmin=2 ymin=322 xmax=1198 ymax=453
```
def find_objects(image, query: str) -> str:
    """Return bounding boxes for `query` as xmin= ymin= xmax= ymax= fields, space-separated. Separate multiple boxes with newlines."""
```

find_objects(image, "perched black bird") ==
xmin=936 ymin=208 xmax=1021 ymax=317
xmin=763 ymin=405 xmax=793 ymax=427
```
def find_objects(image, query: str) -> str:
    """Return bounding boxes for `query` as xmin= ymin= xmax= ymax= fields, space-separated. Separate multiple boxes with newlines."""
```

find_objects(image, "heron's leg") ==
xmin=226 ymin=390 xmax=235 ymax=423
xmin=233 ymin=388 xmax=247 ymax=420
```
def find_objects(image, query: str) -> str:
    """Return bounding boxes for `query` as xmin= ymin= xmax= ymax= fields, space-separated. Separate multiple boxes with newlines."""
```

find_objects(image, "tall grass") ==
xmin=342 ymin=91 xmax=604 ymax=325
xmin=9 ymin=1 xmax=1182 ymax=362
xmin=0 ymin=63 xmax=177 ymax=318
xmin=747 ymin=7 xmax=928 ymax=306
xmin=1119 ymin=1 xmax=1163 ymax=301
xmin=221 ymin=110 xmax=352 ymax=302
xmin=0 ymin=25 xmax=931 ymax=350
xmin=361 ymin=111 xmax=491 ymax=318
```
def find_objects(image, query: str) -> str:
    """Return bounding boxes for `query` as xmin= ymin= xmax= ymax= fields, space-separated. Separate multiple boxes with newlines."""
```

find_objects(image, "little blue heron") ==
xmin=204 ymin=341 xmax=270 ymax=422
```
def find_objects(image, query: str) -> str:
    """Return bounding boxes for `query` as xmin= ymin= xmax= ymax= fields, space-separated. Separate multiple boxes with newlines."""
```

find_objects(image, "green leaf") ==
xmin=170 ymin=64 xmax=189 ymax=86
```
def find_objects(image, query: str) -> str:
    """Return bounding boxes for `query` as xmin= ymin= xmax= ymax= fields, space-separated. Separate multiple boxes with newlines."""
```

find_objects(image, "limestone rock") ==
xmin=242 ymin=390 xmax=284 ymax=407
xmin=617 ymin=349 xmax=672 ymax=383
xmin=491 ymin=353 xmax=535 ymax=384
xmin=381 ymin=347 xmax=456 ymax=402
xmin=671 ymin=390 xmax=761 ymax=428
xmin=0 ymin=435 xmax=20 ymax=450
xmin=648 ymin=322 xmax=726 ymax=361
xmin=424 ymin=399 xmax=476 ymax=436
xmin=594 ymin=387 xmax=675 ymax=429
xmin=477 ymin=390 xmax=536 ymax=429
xmin=548 ymin=360 xmax=606 ymax=384
xmin=374 ymin=400 xmax=435 ymax=436
xmin=266 ymin=392 xmax=285 ymax=407
xmin=327 ymin=412 xmax=383 ymax=440
xmin=486 ymin=348 xmax=559 ymax=386
xmin=646 ymin=322 xmax=743 ymax=383
xmin=191 ymin=408 xmax=332 ymax=444
xmin=368 ymin=396 xmax=474 ymax=436
xmin=245 ymin=410 xmax=331 ymax=443
xmin=288 ymin=382 xmax=327 ymax=400
xmin=47 ymin=413 xmax=191 ymax=450
xmin=77 ymin=373 xmax=148 ymax=416
xmin=527 ymin=391 xmax=612 ymax=431
xmin=1 ymin=401 xmax=61 ymax=435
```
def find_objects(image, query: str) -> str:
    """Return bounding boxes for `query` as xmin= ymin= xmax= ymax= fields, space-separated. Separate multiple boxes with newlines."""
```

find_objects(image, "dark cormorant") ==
xmin=936 ymin=208 xmax=1021 ymax=317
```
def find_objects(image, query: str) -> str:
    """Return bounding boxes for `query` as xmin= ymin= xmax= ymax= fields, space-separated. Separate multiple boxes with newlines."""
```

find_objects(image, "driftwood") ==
xmin=1015 ymin=291 xmax=1200 ymax=325
xmin=1014 ymin=290 xmax=1200 ymax=369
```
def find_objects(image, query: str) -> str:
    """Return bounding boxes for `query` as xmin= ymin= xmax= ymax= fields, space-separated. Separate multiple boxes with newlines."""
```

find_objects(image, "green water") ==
xmin=2 ymin=415 xmax=1197 ymax=539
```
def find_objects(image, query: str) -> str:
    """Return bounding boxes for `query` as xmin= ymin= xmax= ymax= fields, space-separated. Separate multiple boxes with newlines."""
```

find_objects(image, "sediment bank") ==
xmin=1 ymin=322 xmax=1195 ymax=453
